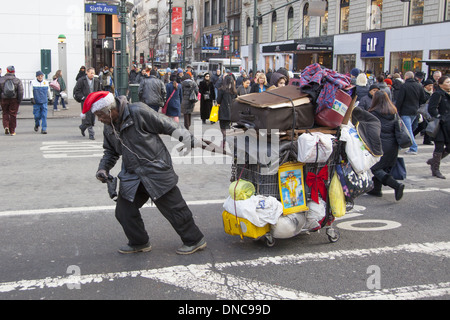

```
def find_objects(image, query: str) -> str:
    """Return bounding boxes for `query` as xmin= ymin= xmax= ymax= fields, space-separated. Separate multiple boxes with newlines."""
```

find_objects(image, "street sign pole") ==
xmin=118 ymin=0 xmax=129 ymax=96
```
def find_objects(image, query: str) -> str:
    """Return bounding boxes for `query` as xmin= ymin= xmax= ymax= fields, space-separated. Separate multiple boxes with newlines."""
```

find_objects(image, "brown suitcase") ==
xmin=231 ymin=86 xmax=314 ymax=131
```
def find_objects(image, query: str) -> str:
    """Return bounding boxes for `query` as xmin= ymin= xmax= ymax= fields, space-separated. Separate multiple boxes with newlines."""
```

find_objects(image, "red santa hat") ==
xmin=80 ymin=91 xmax=115 ymax=118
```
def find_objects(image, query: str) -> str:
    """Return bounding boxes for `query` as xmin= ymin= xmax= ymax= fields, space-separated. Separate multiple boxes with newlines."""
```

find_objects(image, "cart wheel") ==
xmin=326 ymin=228 xmax=340 ymax=243
xmin=264 ymin=234 xmax=276 ymax=247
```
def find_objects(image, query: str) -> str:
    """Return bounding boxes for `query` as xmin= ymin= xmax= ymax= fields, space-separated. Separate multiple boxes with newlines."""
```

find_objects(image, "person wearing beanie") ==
xmin=358 ymin=84 xmax=379 ymax=111
xmin=84 ymin=91 xmax=206 ymax=254
xmin=176 ymin=68 xmax=184 ymax=83
xmin=350 ymin=68 xmax=360 ymax=85
xmin=73 ymin=67 xmax=101 ymax=139
xmin=0 ymin=65 xmax=24 ymax=135
xmin=31 ymin=70 xmax=52 ymax=134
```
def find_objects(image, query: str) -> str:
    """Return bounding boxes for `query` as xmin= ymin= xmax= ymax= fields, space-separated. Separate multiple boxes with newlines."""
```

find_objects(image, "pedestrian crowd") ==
xmin=1 ymin=63 xmax=448 ymax=184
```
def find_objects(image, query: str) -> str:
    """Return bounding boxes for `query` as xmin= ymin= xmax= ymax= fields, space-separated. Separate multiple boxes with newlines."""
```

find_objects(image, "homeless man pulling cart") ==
xmin=81 ymin=91 xmax=206 ymax=255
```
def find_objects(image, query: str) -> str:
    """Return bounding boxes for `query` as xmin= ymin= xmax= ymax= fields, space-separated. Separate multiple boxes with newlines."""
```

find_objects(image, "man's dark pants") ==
xmin=115 ymin=183 xmax=204 ymax=246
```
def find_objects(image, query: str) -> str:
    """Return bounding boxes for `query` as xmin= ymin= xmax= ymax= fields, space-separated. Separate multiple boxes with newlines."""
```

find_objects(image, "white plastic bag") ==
xmin=340 ymin=124 xmax=380 ymax=174
xmin=297 ymin=132 xmax=334 ymax=163
xmin=223 ymin=195 xmax=283 ymax=227
xmin=270 ymin=212 xmax=307 ymax=239
xmin=303 ymin=199 xmax=326 ymax=230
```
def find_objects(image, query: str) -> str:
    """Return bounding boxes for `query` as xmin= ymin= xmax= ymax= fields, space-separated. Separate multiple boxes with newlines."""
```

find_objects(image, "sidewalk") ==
xmin=5 ymin=99 xmax=200 ymax=120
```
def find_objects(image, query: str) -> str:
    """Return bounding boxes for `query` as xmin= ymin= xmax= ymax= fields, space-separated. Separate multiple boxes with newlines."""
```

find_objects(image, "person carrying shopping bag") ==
xmin=51 ymin=70 xmax=68 ymax=111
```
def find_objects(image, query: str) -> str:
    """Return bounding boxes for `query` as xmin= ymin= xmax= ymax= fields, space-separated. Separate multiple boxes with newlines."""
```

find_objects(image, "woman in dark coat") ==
xmin=180 ymin=73 xmax=199 ymax=130
xmin=367 ymin=91 xmax=405 ymax=201
xmin=165 ymin=74 xmax=182 ymax=123
xmin=198 ymin=73 xmax=216 ymax=124
xmin=426 ymin=75 xmax=450 ymax=179
xmin=217 ymin=74 xmax=237 ymax=143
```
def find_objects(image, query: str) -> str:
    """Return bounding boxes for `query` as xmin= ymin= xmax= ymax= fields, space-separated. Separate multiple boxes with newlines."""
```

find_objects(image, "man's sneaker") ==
xmin=176 ymin=237 xmax=207 ymax=255
xmin=405 ymin=150 xmax=417 ymax=155
xmin=4 ymin=127 xmax=9 ymax=135
xmin=10 ymin=132 xmax=16 ymax=136
xmin=79 ymin=125 xmax=86 ymax=137
xmin=34 ymin=125 xmax=39 ymax=132
xmin=118 ymin=242 xmax=152 ymax=254
xmin=62 ymin=107 xmax=69 ymax=110
xmin=41 ymin=130 xmax=47 ymax=134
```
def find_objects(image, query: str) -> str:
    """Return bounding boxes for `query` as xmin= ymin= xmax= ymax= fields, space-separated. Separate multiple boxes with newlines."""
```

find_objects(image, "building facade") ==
xmin=236 ymin=0 xmax=450 ymax=76
xmin=0 ymin=0 xmax=85 ymax=98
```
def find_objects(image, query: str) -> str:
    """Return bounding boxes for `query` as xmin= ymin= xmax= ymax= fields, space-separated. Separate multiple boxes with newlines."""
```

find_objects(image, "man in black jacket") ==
xmin=73 ymin=67 xmax=101 ymax=140
xmin=83 ymin=91 xmax=206 ymax=255
xmin=395 ymin=71 xmax=427 ymax=155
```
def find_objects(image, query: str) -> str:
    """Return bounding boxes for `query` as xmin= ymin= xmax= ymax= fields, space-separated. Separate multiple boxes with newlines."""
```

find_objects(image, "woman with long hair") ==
xmin=217 ymin=74 xmax=237 ymax=144
xmin=367 ymin=90 xmax=405 ymax=201
xmin=426 ymin=75 xmax=450 ymax=179
xmin=52 ymin=69 xmax=67 ymax=111
xmin=164 ymin=74 xmax=182 ymax=123
xmin=250 ymin=72 xmax=268 ymax=93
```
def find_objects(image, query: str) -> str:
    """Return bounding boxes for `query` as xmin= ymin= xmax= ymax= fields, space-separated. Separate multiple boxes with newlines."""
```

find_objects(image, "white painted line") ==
xmin=0 ymin=199 xmax=225 ymax=218
xmin=336 ymin=282 xmax=450 ymax=300
xmin=0 ymin=241 xmax=449 ymax=299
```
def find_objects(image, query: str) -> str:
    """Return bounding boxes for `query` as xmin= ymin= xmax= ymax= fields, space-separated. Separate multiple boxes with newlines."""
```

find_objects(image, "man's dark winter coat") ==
xmin=98 ymin=97 xmax=195 ymax=202
xmin=395 ymin=78 xmax=427 ymax=116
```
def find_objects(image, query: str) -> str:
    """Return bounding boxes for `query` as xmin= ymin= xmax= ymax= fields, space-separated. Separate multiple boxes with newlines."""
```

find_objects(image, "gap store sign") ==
xmin=361 ymin=31 xmax=385 ymax=58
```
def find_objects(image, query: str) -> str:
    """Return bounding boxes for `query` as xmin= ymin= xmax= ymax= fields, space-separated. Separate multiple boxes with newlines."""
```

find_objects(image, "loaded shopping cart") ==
xmin=220 ymin=64 xmax=381 ymax=247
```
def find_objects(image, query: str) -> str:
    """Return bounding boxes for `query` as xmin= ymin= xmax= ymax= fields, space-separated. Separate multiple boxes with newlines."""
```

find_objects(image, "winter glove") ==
xmin=96 ymin=169 xmax=109 ymax=183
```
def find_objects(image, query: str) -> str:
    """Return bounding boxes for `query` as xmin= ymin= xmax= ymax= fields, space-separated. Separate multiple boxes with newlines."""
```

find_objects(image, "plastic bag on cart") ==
xmin=223 ymin=195 xmax=283 ymax=227
xmin=297 ymin=132 xmax=334 ymax=163
xmin=329 ymin=171 xmax=346 ymax=218
xmin=304 ymin=198 xmax=327 ymax=230
xmin=270 ymin=212 xmax=307 ymax=239
xmin=229 ymin=179 xmax=255 ymax=200
xmin=340 ymin=124 xmax=380 ymax=174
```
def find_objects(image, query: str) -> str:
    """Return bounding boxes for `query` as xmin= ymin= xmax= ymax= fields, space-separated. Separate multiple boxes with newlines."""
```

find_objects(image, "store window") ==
xmin=287 ymin=7 xmax=294 ymax=40
xmin=320 ymin=1 xmax=328 ymax=36
xmin=429 ymin=49 xmax=450 ymax=76
xmin=340 ymin=0 xmax=349 ymax=34
xmin=303 ymin=3 xmax=310 ymax=38
xmin=205 ymin=1 xmax=210 ymax=27
xmin=258 ymin=14 xmax=263 ymax=43
xmin=390 ymin=51 xmax=423 ymax=74
xmin=430 ymin=49 xmax=450 ymax=60
xmin=409 ymin=0 xmax=424 ymax=25
xmin=271 ymin=11 xmax=277 ymax=42
xmin=336 ymin=54 xmax=355 ymax=74
xmin=246 ymin=17 xmax=251 ymax=45
xmin=219 ymin=0 xmax=225 ymax=23
xmin=369 ymin=0 xmax=382 ymax=30
xmin=212 ymin=0 xmax=217 ymax=25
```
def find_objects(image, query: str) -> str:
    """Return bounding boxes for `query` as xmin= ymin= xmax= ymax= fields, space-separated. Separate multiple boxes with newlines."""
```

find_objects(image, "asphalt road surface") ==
xmin=0 ymin=113 xmax=449 ymax=304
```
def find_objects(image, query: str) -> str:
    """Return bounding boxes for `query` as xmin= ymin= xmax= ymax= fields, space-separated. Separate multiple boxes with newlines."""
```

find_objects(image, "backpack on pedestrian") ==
xmin=4 ymin=78 xmax=16 ymax=98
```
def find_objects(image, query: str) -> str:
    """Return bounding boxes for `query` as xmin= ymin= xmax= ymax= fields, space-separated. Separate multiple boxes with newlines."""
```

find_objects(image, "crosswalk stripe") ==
xmin=1 ymin=241 xmax=449 ymax=299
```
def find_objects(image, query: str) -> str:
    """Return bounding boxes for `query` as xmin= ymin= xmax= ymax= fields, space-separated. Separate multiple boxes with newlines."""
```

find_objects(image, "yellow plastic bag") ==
xmin=210 ymin=103 xmax=219 ymax=122
xmin=229 ymin=180 xmax=255 ymax=200
xmin=329 ymin=172 xmax=346 ymax=218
